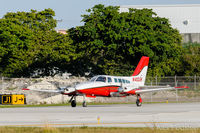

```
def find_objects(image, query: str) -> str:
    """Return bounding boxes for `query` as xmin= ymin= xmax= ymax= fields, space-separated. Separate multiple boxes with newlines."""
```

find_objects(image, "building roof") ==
xmin=120 ymin=4 xmax=200 ymax=33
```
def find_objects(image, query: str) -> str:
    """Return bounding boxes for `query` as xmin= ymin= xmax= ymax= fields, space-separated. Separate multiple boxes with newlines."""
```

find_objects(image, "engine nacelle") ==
xmin=118 ymin=87 xmax=124 ymax=92
xmin=110 ymin=92 xmax=121 ymax=97
xmin=63 ymin=87 xmax=76 ymax=94
xmin=110 ymin=86 xmax=128 ymax=97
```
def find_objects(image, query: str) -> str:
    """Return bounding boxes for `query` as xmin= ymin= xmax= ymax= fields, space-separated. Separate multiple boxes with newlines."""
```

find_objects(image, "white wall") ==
xmin=120 ymin=5 xmax=200 ymax=34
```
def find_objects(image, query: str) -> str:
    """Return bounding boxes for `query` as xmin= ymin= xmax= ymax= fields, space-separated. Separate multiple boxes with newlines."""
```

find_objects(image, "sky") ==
xmin=1 ymin=0 xmax=200 ymax=30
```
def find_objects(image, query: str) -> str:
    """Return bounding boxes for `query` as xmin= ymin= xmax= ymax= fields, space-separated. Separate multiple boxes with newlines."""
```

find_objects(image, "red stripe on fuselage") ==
xmin=77 ymin=86 xmax=119 ymax=97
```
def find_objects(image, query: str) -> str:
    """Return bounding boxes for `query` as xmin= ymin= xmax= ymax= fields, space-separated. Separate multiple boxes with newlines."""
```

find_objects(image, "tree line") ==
xmin=0 ymin=5 xmax=199 ymax=77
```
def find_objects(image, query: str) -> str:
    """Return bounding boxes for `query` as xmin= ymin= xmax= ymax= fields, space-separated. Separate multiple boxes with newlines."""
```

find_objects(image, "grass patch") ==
xmin=0 ymin=101 xmax=198 ymax=108
xmin=0 ymin=102 xmax=171 ymax=108
xmin=0 ymin=127 xmax=200 ymax=133
xmin=0 ymin=103 xmax=70 ymax=108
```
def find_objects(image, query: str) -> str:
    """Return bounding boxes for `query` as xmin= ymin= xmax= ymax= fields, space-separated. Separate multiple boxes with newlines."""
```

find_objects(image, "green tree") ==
xmin=4 ymin=9 xmax=56 ymax=31
xmin=27 ymin=30 xmax=76 ymax=77
xmin=182 ymin=43 xmax=200 ymax=76
xmin=0 ymin=19 xmax=35 ymax=77
xmin=69 ymin=4 xmax=183 ymax=76
xmin=0 ymin=9 xmax=75 ymax=77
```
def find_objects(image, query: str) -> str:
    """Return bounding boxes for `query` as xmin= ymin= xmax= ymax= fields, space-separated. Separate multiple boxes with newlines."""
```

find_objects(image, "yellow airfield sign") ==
xmin=1 ymin=94 xmax=26 ymax=105
xmin=2 ymin=95 xmax=12 ymax=104
xmin=12 ymin=94 xmax=25 ymax=104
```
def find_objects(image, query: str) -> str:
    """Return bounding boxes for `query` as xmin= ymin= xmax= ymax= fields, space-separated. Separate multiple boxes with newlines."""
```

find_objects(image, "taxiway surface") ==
xmin=0 ymin=103 xmax=200 ymax=127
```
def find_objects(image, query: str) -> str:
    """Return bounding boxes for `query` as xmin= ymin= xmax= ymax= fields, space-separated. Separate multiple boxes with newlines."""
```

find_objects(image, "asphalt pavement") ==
xmin=0 ymin=103 xmax=200 ymax=128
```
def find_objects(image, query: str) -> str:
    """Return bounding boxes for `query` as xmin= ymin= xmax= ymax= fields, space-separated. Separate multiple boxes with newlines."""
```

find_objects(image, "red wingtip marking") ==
xmin=175 ymin=86 xmax=189 ymax=89
xmin=132 ymin=56 xmax=149 ymax=76
xmin=22 ymin=88 xmax=30 ymax=90
xmin=127 ymin=90 xmax=136 ymax=95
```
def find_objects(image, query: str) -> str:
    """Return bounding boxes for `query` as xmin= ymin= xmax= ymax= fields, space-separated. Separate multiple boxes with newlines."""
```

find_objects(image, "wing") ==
xmin=135 ymin=86 xmax=189 ymax=94
xmin=22 ymin=88 xmax=62 ymax=93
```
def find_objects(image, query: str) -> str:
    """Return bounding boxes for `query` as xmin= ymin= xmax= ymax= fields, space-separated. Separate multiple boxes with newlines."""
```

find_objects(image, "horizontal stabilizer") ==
xmin=22 ymin=88 xmax=62 ymax=93
xmin=135 ymin=86 xmax=189 ymax=94
xmin=139 ymin=85 xmax=171 ymax=89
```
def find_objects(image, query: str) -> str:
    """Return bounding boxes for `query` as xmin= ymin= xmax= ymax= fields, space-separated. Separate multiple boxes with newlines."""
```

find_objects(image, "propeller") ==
xmin=58 ymin=87 xmax=66 ymax=94
xmin=58 ymin=83 xmax=76 ymax=94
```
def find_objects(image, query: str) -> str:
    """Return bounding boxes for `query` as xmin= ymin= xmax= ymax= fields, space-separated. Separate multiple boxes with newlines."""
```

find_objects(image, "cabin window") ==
xmin=122 ymin=79 xmax=125 ymax=83
xmin=118 ymin=79 xmax=122 ymax=83
xmin=108 ymin=77 xmax=112 ymax=83
xmin=126 ymin=80 xmax=130 ymax=84
xmin=114 ymin=78 xmax=118 ymax=83
xmin=96 ymin=76 xmax=106 ymax=82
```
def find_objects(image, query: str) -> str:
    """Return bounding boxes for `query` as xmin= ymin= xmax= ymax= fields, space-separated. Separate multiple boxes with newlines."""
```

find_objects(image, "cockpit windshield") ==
xmin=96 ymin=76 xmax=106 ymax=82
xmin=90 ymin=76 xmax=97 ymax=82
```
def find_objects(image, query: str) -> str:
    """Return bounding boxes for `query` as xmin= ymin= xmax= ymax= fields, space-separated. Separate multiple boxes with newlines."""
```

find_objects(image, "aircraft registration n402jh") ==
xmin=23 ymin=56 xmax=189 ymax=107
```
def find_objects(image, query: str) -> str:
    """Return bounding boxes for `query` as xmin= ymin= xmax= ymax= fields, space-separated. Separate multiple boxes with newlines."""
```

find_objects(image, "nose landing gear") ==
xmin=69 ymin=96 xmax=77 ymax=107
xmin=69 ymin=95 xmax=87 ymax=107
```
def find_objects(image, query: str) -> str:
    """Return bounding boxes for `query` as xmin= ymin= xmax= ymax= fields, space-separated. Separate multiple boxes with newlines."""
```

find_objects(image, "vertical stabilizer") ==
xmin=132 ymin=56 xmax=149 ymax=86
xmin=132 ymin=56 xmax=149 ymax=76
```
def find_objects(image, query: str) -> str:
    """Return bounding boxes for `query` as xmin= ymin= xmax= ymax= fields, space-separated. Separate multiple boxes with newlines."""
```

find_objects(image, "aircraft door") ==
xmin=107 ymin=77 xmax=112 ymax=94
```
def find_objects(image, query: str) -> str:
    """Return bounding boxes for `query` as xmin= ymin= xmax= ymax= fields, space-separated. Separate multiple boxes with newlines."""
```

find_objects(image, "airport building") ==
xmin=56 ymin=29 xmax=67 ymax=34
xmin=120 ymin=4 xmax=200 ymax=43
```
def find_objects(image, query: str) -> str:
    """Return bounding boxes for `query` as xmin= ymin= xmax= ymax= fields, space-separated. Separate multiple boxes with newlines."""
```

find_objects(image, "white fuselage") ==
xmin=64 ymin=66 xmax=148 ymax=95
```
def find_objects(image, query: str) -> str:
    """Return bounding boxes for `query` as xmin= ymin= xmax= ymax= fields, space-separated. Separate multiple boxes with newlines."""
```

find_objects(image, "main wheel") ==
xmin=71 ymin=100 xmax=76 ymax=107
xmin=82 ymin=101 xmax=87 ymax=107
xmin=136 ymin=99 xmax=142 ymax=107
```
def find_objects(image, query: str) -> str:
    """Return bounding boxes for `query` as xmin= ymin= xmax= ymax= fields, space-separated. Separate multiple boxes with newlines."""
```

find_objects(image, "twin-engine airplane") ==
xmin=23 ymin=56 xmax=188 ymax=107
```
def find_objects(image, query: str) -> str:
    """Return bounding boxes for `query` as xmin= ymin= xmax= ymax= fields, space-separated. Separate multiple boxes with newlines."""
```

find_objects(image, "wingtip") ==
xmin=175 ymin=86 xmax=189 ymax=89
xmin=22 ymin=88 xmax=30 ymax=90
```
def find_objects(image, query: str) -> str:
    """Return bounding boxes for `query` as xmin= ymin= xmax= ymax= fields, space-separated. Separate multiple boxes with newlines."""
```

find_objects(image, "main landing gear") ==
xmin=82 ymin=95 xmax=87 ymax=107
xmin=136 ymin=94 xmax=142 ymax=107
xmin=69 ymin=95 xmax=87 ymax=107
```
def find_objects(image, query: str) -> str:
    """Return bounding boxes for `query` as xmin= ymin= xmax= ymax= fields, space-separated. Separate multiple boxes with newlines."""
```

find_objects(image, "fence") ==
xmin=144 ymin=76 xmax=200 ymax=103
xmin=0 ymin=76 xmax=199 ymax=104
xmin=146 ymin=76 xmax=200 ymax=90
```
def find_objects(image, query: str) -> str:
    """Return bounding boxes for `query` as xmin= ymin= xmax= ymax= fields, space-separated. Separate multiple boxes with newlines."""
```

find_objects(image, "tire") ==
xmin=136 ymin=99 xmax=142 ymax=107
xmin=82 ymin=101 xmax=87 ymax=107
xmin=71 ymin=100 xmax=76 ymax=107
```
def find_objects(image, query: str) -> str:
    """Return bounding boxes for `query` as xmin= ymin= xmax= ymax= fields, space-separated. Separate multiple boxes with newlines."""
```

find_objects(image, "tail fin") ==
xmin=132 ymin=56 xmax=149 ymax=86
xmin=132 ymin=56 xmax=149 ymax=76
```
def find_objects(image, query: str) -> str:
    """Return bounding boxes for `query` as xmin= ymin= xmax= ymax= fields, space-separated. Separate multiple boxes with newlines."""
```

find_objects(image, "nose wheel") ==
xmin=69 ymin=95 xmax=87 ymax=107
xmin=71 ymin=99 xmax=76 ymax=107
xmin=69 ymin=96 xmax=77 ymax=107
